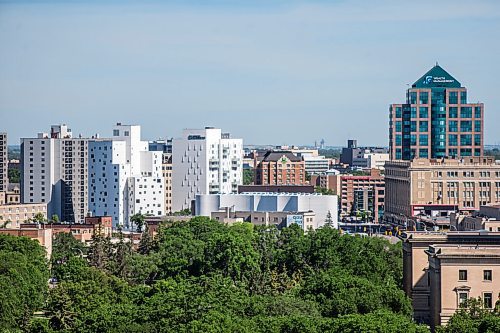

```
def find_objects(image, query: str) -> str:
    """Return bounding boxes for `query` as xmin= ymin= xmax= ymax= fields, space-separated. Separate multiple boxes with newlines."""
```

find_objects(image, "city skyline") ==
xmin=1 ymin=0 xmax=500 ymax=146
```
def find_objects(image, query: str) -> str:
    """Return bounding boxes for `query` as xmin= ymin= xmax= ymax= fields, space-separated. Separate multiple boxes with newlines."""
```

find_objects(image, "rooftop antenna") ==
xmin=436 ymin=61 xmax=439 ymax=66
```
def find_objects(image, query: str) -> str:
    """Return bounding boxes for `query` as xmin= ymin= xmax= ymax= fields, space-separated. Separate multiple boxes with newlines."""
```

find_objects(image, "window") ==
xmin=410 ymin=91 xmax=417 ymax=104
xmin=461 ymin=107 xmax=472 ymax=118
xmin=461 ymin=134 xmax=472 ymax=146
xmin=459 ymin=270 xmax=467 ymax=281
xmin=419 ymin=107 xmax=428 ymax=118
xmin=113 ymin=129 xmax=119 ymax=136
xmin=460 ymin=121 xmax=472 ymax=132
xmin=484 ymin=270 xmax=492 ymax=281
xmin=395 ymin=121 xmax=402 ymax=132
xmin=395 ymin=134 xmax=402 ymax=146
xmin=458 ymin=292 xmax=468 ymax=306
xmin=461 ymin=91 xmax=467 ymax=104
xmin=449 ymin=121 xmax=458 ymax=132
xmin=419 ymin=134 xmax=428 ymax=146
xmin=474 ymin=120 xmax=481 ymax=132
xmin=411 ymin=107 xmax=417 ymax=118
xmin=411 ymin=121 xmax=417 ymax=132
xmin=449 ymin=134 xmax=458 ymax=146
xmin=449 ymin=91 xmax=458 ymax=104
xmin=419 ymin=121 xmax=428 ymax=132
xmin=395 ymin=107 xmax=402 ymax=118
xmin=483 ymin=293 xmax=493 ymax=309
xmin=475 ymin=106 xmax=481 ymax=118
xmin=449 ymin=107 xmax=458 ymax=118
xmin=419 ymin=92 xmax=428 ymax=104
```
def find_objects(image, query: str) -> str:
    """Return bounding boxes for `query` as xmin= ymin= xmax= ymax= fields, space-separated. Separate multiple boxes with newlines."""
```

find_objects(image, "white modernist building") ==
xmin=364 ymin=152 xmax=390 ymax=170
xmin=21 ymin=125 xmax=91 ymax=223
xmin=88 ymin=124 xmax=164 ymax=228
xmin=303 ymin=155 xmax=330 ymax=175
xmin=195 ymin=192 xmax=338 ymax=229
xmin=172 ymin=127 xmax=243 ymax=212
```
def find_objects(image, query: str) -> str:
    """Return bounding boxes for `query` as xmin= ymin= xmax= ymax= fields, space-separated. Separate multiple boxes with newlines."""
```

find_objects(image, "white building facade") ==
xmin=303 ymin=155 xmax=330 ymax=174
xmin=89 ymin=124 xmax=164 ymax=228
xmin=172 ymin=127 xmax=243 ymax=212
xmin=195 ymin=192 xmax=338 ymax=229
xmin=21 ymin=125 xmax=91 ymax=223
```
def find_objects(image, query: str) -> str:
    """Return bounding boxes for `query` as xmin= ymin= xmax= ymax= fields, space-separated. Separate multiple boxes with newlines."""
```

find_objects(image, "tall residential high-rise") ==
xmin=389 ymin=64 xmax=484 ymax=160
xmin=0 ymin=132 xmax=7 ymax=194
xmin=149 ymin=139 xmax=173 ymax=214
xmin=21 ymin=125 xmax=90 ymax=223
xmin=88 ymin=124 xmax=164 ymax=228
xmin=171 ymin=127 xmax=243 ymax=212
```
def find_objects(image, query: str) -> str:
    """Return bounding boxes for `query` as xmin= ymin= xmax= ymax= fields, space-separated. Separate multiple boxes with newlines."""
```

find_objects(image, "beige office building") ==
xmin=385 ymin=157 xmax=500 ymax=226
xmin=451 ymin=204 xmax=500 ymax=232
xmin=0 ymin=201 xmax=47 ymax=228
xmin=427 ymin=244 xmax=500 ymax=329
xmin=401 ymin=231 xmax=500 ymax=328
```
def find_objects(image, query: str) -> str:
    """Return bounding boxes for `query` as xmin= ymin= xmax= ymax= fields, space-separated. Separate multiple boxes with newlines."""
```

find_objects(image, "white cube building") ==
xmin=195 ymin=192 xmax=338 ymax=229
xmin=89 ymin=124 xmax=164 ymax=228
xmin=172 ymin=127 xmax=243 ymax=212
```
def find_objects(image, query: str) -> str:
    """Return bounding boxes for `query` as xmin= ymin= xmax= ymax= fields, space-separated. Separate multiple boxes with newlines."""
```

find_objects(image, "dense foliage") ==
xmin=437 ymin=298 xmax=500 ymax=333
xmin=0 ymin=234 xmax=49 ymax=331
xmin=2 ymin=217 xmax=431 ymax=332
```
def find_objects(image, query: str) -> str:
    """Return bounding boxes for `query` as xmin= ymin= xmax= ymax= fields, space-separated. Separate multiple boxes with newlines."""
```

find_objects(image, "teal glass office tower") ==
xmin=389 ymin=65 xmax=484 ymax=160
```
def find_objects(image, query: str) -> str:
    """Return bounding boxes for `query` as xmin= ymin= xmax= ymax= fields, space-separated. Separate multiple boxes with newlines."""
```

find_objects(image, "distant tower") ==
xmin=389 ymin=64 xmax=484 ymax=160
xmin=320 ymin=139 xmax=325 ymax=149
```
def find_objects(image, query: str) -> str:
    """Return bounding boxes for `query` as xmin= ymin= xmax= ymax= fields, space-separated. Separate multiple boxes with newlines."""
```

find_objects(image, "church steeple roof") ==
xmin=412 ymin=64 xmax=461 ymax=88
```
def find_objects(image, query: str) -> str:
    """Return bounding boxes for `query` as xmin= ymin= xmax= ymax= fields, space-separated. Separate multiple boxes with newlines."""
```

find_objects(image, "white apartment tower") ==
xmin=21 ymin=125 xmax=90 ymax=223
xmin=88 ymin=124 xmax=164 ymax=228
xmin=172 ymin=127 xmax=243 ymax=212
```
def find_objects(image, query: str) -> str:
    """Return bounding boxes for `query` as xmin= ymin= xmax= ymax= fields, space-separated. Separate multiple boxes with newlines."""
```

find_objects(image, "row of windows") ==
xmin=393 ymin=120 xmax=481 ymax=133
xmin=393 ymin=106 xmax=481 ymax=119
xmin=394 ymin=148 xmax=482 ymax=159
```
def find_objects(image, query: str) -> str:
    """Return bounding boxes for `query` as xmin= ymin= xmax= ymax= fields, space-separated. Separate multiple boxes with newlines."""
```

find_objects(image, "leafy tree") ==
xmin=324 ymin=210 xmax=334 ymax=227
xmin=131 ymin=213 xmax=145 ymax=233
xmin=437 ymin=297 xmax=500 ymax=333
xmin=87 ymin=231 xmax=113 ymax=272
xmin=50 ymin=214 xmax=60 ymax=224
xmin=243 ymin=168 xmax=254 ymax=185
xmin=327 ymin=311 xmax=429 ymax=333
xmin=8 ymin=168 xmax=20 ymax=183
xmin=0 ymin=235 xmax=49 ymax=330
xmin=172 ymin=208 xmax=192 ymax=216
xmin=32 ymin=217 xmax=426 ymax=332
xmin=33 ymin=212 xmax=47 ymax=224
xmin=51 ymin=232 xmax=86 ymax=280
xmin=315 ymin=187 xmax=335 ymax=195
xmin=138 ymin=223 xmax=154 ymax=255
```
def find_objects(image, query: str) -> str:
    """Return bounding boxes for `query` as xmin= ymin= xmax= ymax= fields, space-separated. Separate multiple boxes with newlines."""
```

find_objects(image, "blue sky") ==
xmin=1 ymin=0 xmax=500 ymax=146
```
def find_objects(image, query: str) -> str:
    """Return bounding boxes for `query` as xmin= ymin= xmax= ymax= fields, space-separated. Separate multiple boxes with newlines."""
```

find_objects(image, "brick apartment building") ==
xmin=311 ymin=169 xmax=385 ymax=222
xmin=254 ymin=151 xmax=306 ymax=186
